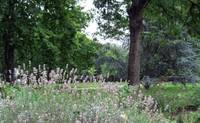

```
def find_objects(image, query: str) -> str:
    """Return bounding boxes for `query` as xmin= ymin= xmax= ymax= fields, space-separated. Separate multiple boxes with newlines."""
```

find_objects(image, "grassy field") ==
xmin=0 ymin=82 xmax=168 ymax=123
xmin=143 ymin=83 xmax=200 ymax=123
xmin=0 ymin=82 xmax=199 ymax=123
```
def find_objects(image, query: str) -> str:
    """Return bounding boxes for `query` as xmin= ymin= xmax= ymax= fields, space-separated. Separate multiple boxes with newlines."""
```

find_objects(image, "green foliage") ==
xmin=191 ymin=89 xmax=200 ymax=107
xmin=94 ymin=0 xmax=200 ymax=83
xmin=94 ymin=0 xmax=200 ymax=39
xmin=95 ymin=44 xmax=128 ymax=80
xmin=100 ymin=63 xmax=118 ymax=77
xmin=87 ymin=66 xmax=97 ymax=76
xmin=72 ymin=33 xmax=99 ymax=71
xmin=94 ymin=0 xmax=129 ymax=38
xmin=139 ymin=8 xmax=200 ymax=81
xmin=0 ymin=83 xmax=165 ymax=123
xmin=141 ymin=37 xmax=200 ymax=82
xmin=118 ymin=83 xmax=131 ymax=98
xmin=0 ymin=0 xmax=96 ymax=72
xmin=143 ymin=83 xmax=200 ymax=122
xmin=181 ymin=111 xmax=200 ymax=123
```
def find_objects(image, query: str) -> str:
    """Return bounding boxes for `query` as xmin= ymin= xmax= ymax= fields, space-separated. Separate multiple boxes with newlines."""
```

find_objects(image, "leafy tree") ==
xmin=72 ymin=32 xmax=99 ymax=71
xmin=95 ymin=44 xmax=128 ymax=80
xmin=141 ymin=39 xmax=199 ymax=82
xmin=0 ymin=0 xmax=92 ymax=82
xmin=0 ymin=0 xmax=40 ymax=82
xmin=94 ymin=0 xmax=200 ymax=85
xmin=140 ymin=14 xmax=200 ymax=82
xmin=35 ymin=0 xmax=90 ymax=68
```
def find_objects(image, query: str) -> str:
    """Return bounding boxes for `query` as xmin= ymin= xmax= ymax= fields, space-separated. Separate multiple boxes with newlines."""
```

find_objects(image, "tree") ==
xmin=0 ymin=0 xmax=92 ymax=82
xmin=2 ymin=0 xmax=16 ymax=82
xmin=35 ymin=0 xmax=90 ymax=68
xmin=72 ymin=32 xmax=99 ymax=71
xmin=95 ymin=43 xmax=128 ymax=81
xmin=127 ymin=0 xmax=150 ymax=85
xmin=94 ymin=0 xmax=200 ymax=85
xmin=0 ymin=0 xmax=39 ymax=82
xmin=94 ymin=0 xmax=150 ymax=84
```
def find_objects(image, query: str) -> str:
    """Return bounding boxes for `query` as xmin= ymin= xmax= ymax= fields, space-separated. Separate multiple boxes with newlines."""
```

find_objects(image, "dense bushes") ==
xmin=94 ymin=44 xmax=128 ymax=81
xmin=94 ymin=39 xmax=200 ymax=83
xmin=141 ymin=38 xmax=200 ymax=82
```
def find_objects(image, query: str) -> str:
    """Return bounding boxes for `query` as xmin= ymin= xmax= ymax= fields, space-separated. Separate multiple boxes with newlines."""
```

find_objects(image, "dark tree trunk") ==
xmin=3 ymin=32 xmax=15 ymax=82
xmin=128 ymin=0 xmax=149 ymax=85
xmin=3 ymin=0 xmax=16 ymax=83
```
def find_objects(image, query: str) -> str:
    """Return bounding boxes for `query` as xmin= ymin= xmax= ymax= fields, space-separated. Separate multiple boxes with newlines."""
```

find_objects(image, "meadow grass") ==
xmin=0 ymin=82 xmax=167 ymax=123
xmin=143 ymin=83 xmax=200 ymax=123
xmin=1 ymin=82 xmax=199 ymax=123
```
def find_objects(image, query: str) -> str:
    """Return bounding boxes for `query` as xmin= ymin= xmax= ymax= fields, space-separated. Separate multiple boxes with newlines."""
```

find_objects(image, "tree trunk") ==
xmin=3 ymin=0 xmax=16 ymax=83
xmin=128 ymin=0 xmax=149 ymax=85
xmin=3 ymin=32 xmax=15 ymax=82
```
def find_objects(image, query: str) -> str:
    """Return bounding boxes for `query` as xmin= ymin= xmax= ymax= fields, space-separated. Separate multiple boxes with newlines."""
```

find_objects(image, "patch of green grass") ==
xmin=143 ymin=83 xmax=200 ymax=122
xmin=181 ymin=111 xmax=200 ymax=123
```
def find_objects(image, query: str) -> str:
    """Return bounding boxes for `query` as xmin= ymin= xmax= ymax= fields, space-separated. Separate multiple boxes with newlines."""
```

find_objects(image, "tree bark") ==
xmin=3 ymin=0 xmax=16 ymax=82
xmin=128 ymin=0 xmax=149 ymax=85
xmin=3 ymin=31 xmax=15 ymax=82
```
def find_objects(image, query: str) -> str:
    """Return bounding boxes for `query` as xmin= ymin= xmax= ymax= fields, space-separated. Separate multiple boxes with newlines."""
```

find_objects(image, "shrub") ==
xmin=141 ymin=39 xmax=199 ymax=83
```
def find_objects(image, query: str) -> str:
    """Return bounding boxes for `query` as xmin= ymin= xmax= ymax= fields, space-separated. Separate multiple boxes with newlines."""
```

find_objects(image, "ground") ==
xmin=0 ymin=82 xmax=200 ymax=123
xmin=143 ymin=83 xmax=200 ymax=123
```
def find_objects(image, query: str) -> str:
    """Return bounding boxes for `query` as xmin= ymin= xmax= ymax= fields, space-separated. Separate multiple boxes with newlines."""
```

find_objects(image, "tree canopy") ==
xmin=0 ymin=0 xmax=96 ymax=81
xmin=94 ymin=0 xmax=200 ymax=84
xmin=0 ymin=0 xmax=199 ymax=84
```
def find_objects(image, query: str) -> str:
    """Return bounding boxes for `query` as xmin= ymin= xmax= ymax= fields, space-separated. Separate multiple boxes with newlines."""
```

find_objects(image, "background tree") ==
xmin=0 ymin=0 xmax=96 ymax=82
xmin=95 ymin=44 xmax=128 ymax=81
xmin=0 ymin=0 xmax=40 ymax=82
xmin=94 ymin=0 xmax=200 ymax=85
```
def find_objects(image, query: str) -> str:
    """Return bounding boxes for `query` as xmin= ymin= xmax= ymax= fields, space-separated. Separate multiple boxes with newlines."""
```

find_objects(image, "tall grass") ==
xmin=0 ymin=65 xmax=168 ymax=123
xmin=0 ymin=82 xmax=168 ymax=123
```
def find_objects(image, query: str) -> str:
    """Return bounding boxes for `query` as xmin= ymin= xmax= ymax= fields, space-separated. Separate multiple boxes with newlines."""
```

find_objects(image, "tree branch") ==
xmin=188 ymin=0 xmax=200 ymax=8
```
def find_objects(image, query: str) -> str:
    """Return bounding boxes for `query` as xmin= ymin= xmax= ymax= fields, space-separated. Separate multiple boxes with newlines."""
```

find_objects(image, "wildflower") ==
xmin=120 ymin=112 xmax=128 ymax=121
xmin=75 ymin=120 xmax=81 ymax=123
xmin=164 ymin=104 xmax=170 ymax=112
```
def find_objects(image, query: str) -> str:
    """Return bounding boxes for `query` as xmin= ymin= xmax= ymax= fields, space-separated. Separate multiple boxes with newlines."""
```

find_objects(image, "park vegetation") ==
xmin=0 ymin=0 xmax=200 ymax=122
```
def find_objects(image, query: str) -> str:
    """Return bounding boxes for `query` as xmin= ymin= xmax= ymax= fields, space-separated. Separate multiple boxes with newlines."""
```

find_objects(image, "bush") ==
xmin=141 ymin=39 xmax=199 ymax=83
xmin=191 ymin=89 xmax=200 ymax=107
xmin=95 ymin=44 xmax=128 ymax=81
